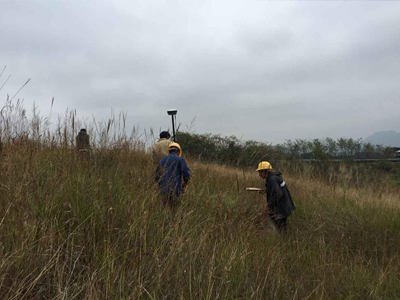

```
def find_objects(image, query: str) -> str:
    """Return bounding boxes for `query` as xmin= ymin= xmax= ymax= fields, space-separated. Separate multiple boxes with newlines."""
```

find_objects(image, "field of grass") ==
xmin=1 ymin=141 xmax=400 ymax=300
xmin=1 ymin=101 xmax=400 ymax=299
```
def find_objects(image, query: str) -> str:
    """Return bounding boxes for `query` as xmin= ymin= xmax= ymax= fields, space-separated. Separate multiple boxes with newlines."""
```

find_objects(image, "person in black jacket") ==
xmin=257 ymin=161 xmax=296 ymax=232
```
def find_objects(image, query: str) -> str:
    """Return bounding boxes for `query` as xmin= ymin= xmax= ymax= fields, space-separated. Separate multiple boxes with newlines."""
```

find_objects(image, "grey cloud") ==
xmin=1 ymin=0 xmax=400 ymax=144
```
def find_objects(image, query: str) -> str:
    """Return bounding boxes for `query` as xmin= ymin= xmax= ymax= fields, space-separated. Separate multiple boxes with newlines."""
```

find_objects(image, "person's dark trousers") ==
xmin=272 ymin=218 xmax=287 ymax=232
xmin=161 ymin=193 xmax=181 ymax=210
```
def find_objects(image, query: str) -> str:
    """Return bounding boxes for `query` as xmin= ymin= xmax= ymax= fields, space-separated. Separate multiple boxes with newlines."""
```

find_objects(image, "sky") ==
xmin=1 ymin=0 xmax=400 ymax=144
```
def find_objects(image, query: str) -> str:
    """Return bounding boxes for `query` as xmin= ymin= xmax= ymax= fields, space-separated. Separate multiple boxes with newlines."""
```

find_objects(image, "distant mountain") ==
xmin=364 ymin=130 xmax=400 ymax=147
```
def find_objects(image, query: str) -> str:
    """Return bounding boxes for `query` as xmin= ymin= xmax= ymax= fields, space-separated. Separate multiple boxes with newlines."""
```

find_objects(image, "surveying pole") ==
xmin=167 ymin=109 xmax=177 ymax=142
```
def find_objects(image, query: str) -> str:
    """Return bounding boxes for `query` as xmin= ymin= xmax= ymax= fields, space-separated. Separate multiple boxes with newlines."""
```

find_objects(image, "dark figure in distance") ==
xmin=155 ymin=143 xmax=191 ymax=209
xmin=76 ymin=129 xmax=90 ymax=151
xmin=76 ymin=129 xmax=90 ymax=159
xmin=257 ymin=161 xmax=295 ymax=232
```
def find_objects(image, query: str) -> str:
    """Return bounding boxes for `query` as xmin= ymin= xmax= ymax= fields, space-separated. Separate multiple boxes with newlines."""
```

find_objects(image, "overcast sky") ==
xmin=1 ymin=0 xmax=400 ymax=144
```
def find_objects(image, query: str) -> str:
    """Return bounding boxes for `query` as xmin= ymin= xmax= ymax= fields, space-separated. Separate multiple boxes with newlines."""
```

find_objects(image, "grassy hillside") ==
xmin=1 ymin=142 xmax=400 ymax=300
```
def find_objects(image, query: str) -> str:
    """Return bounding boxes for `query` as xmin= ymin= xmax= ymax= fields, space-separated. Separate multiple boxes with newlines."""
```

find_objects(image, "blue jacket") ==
xmin=155 ymin=153 xmax=191 ymax=196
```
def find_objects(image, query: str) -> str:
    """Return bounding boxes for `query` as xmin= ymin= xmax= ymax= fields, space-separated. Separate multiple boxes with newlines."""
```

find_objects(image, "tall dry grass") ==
xmin=0 ymin=100 xmax=400 ymax=299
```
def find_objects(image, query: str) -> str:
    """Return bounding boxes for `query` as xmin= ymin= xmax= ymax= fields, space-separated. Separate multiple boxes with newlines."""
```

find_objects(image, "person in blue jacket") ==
xmin=155 ymin=142 xmax=191 ymax=208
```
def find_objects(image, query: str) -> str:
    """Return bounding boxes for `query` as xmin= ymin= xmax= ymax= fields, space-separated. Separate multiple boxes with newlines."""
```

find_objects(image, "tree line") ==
xmin=176 ymin=132 xmax=395 ymax=167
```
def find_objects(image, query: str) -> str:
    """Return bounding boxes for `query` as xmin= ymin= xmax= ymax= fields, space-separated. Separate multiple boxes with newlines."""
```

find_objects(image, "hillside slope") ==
xmin=0 ymin=147 xmax=399 ymax=300
xmin=365 ymin=130 xmax=400 ymax=147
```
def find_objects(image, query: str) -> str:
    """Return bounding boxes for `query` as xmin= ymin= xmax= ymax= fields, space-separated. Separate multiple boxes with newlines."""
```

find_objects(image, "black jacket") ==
xmin=265 ymin=172 xmax=296 ymax=219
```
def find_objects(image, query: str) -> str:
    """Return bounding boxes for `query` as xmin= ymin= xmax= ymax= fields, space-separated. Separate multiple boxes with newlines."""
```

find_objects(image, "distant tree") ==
xmin=383 ymin=146 xmax=395 ymax=158
xmin=284 ymin=139 xmax=301 ymax=159
xmin=361 ymin=142 xmax=375 ymax=159
xmin=353 ymin=138 xmax=363 ymax=158
xmin=297 ymin=139 xmax=313 ymax=158
xmin=312 ymin=139 xmax=329 ymax=161
xmin=325 ymin=137 xmax=338 ymax=157
xmin=337 ymin=137 xmax=347 ymax=157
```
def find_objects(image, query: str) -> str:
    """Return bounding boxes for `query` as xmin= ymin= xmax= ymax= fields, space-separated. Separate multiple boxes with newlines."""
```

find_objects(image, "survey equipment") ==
xmin=167 ymin=109 xmax=177 ymax=142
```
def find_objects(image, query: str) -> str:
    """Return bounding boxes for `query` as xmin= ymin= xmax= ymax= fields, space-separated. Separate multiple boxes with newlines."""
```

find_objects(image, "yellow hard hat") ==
xmin=256 ymin=161 xmax=273 ymax=171
xmin=167 ymin=142 xmax=182 ymax=157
